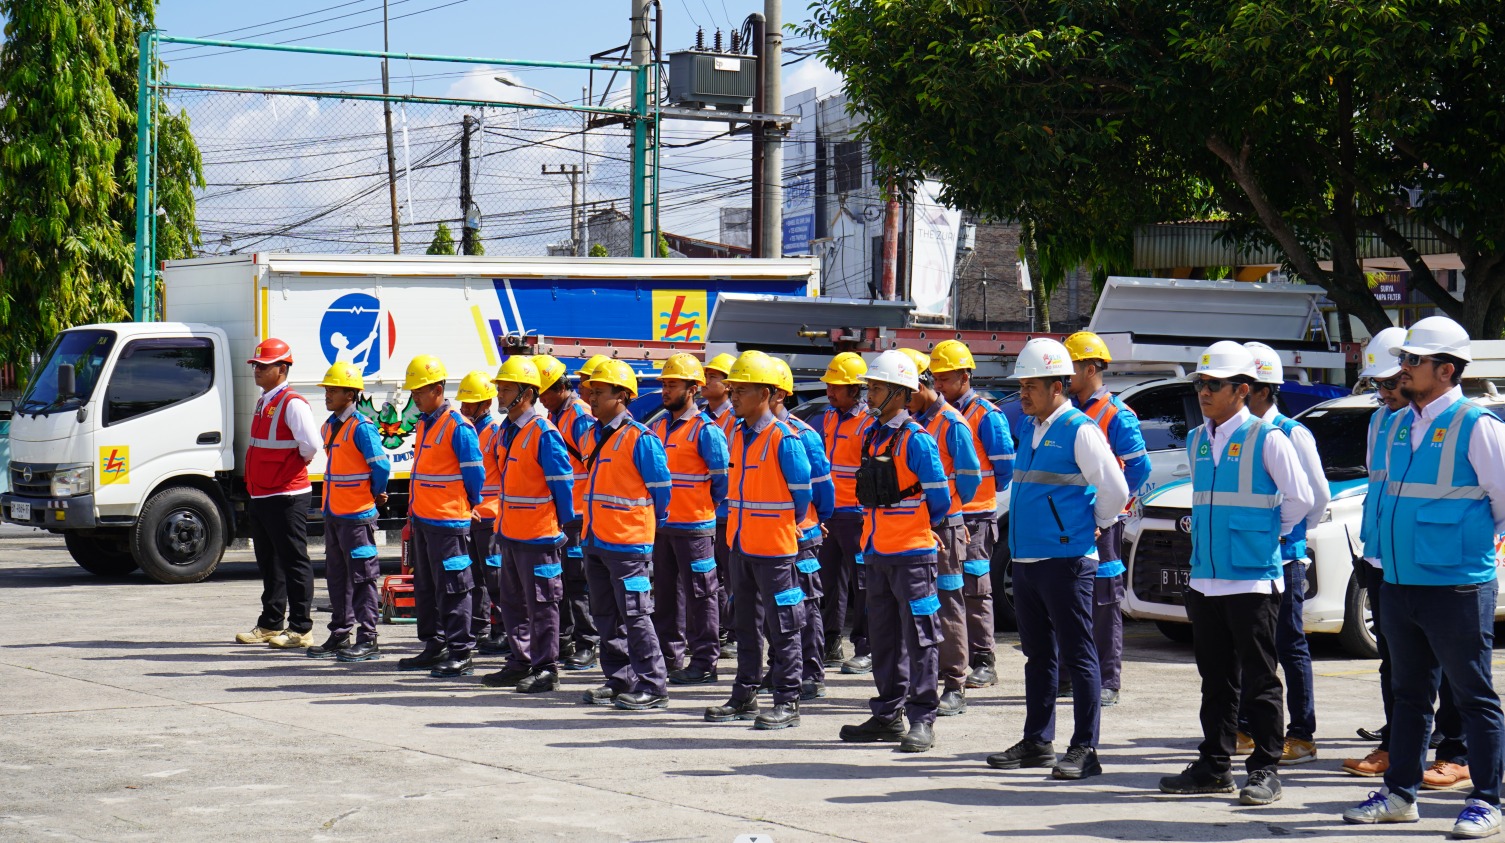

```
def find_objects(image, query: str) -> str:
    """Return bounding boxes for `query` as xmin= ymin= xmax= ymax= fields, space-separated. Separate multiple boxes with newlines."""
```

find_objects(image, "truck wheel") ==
xmin=1339 ymin=571 xmax=1380 ymax=659
xmin=64 ymin=531 xmax=139 ymax=577
xmin=1155 ymin=620 xmax=1194 ymax=644
xmin=131 ymin=486 xmax=225 ymax=584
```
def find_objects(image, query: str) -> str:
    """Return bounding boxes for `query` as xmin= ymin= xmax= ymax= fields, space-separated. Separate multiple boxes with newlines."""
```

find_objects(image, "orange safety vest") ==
xmin=1081 ymin=393 xmax=1127 ymax=471
xmin=653 ymin=412 xmax=718 ymax=527
xmin=959 ymin=396 xmax=1002 ymax=516
xmin=474 ymin=416 xmax=502 ymax=522
xmin=861 ymin=422 xmax=937 ymax=556
xmin=581 ymin=420 xmax=656 ymax=548
xmin=781 ymin=412 xmax=822 ymax=534
xmin=555 ymin=396 xmax=593 ymax=522
xmin=247 ymin=387 xmax=311 ymax=496
xmin=321 ymin=413 xmax=377 ymax=517
xmin=821 ymin=407 xmax=875 ymax=511
xmin=410 ymin=407 xmax=473 ymax=523
xmin=493 ymin=415 xmax=564 ymax=543
xmin=709 ymin=402 xmax=736 ymax=444
xmin=919 ymin=400 xmax=971 ymax=518
xmin=727 ymin=419 xmax=801 ymax=558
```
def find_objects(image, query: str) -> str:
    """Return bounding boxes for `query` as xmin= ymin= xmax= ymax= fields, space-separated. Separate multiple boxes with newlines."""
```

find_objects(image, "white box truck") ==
xmin=1 ymin=254 xmax=817 ymax=583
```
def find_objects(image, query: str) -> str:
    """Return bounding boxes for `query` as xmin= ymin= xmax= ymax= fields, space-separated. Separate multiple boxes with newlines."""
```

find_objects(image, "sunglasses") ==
xmin=1376 ymin=377 xmax=1400 ymax=390
xmin=1193 ymin=378 xmax=1231 ymax=393
xmin=1399 ymin=352 xmax=1437 ymax=367
xmin=251 ymin=362 xmax=282 ymax=372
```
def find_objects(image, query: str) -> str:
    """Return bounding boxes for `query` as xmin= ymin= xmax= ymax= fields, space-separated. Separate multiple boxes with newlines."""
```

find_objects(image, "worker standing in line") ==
xmin=237 ymin=338 xmax=323 ymax=649
xmin=535 ymin=353 xmax=604 ymax=671
xmin=769 ymin=357 xmax=837 ymax=700
xmin=702 ymin=352 xmax=739 ymax=660
xmin=816 ymin=351 xmax=876 ymax=675
xmin=650 ymin=353 xmax=730 ymax=686
xmin=703 ymin=351 xmax=812 ymax=730
xmin=1158 ymin=341 xmax=1312 ymax=806
xmin=1238 ymin=343 xmax=1331 ymax=765
xmin=396 ymin=355 xmax=486 ymax=679
xmin=898 ymin=348 xmax=982 ymax=717
xmin=577 ymin=360 xmax=674 ymax=711
xmin=480 ymin=356 xmax=577 ymax=694
xmin=929 ymin=340 xmax=1013 ymax=690
xmin=1062 ymin=331 xmax=1150 ymax=707
xmin=836 ymin=350 xmax=949 ymax=753
xmin=455 ymin=371 xmax=504 ymax=654
xmin=1344 ymin=317 xmax=1505 ymax=838
xmin=309 ymin=362 xmax=390 ymax=662
xmin=986 ymin=339 xmax=1129 ymax=781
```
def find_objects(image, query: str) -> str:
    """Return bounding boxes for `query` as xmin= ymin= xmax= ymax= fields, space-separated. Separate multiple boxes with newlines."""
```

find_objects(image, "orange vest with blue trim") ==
xmin=920 ymin=402 xmax=970 ymax=518
xmin=862 ymin=422 xmax=937 ymax=556
xmin=581 ymin=421 xmax=656 ymax=548
xmin=493 ymin=415 xmax=564 ymax=543
xmin=653 ymin=412 xmax=717 ymax=527
xmin=321 ymin=414 xmax=377 ymax=517
xmin=727 ymin=420 xmax=801 ymax=557
xmin=555 ymin=396 xmax=593 ymax=520
xmin=411 ymin=409 xmax=473 ymax=523
xmin=959 ymin=397 xmax=1001 ymax=516
xmin=821 ymin=407 xmax=875 ymax=511
xmin=474 ymin=416 xmax=502 ymax=522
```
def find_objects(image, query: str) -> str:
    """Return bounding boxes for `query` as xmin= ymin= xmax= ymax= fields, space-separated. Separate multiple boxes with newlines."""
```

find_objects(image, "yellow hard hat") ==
xmin=660 ymin=352 xmax=706 ymax=384
xmin=318 ymin=362 xmax=365 ymax=391
xmin=704 ymin=352 xmax=738 ymax=378
xmin=588 ymin=359 xmax=639 ymax=397
xmin=575 ymin=354 xmax=612 ymax=383
xmin=770 ymin=357 xmax=795 ymax=395
xmin=491 ymin=356 xmax=541 ymax=389
xmin=532 ymin=354 xmax=566 ymax=391
xmin=456 ymin=370 xmax=498 ymax=402
xmin=726 ymin=350 xmax=782 ymax=388
xmin=403 ymin=354 xmax=448 ymax=391
xmin=819 ymin=351 xmax=867 ymax=385
xmin=898 ymin=347 xmax=931 ymax=375
xmin=1064 ymin=331 xmax=1112 ymax=363
xmin=929 ymin=340 xmax=976 ymax=374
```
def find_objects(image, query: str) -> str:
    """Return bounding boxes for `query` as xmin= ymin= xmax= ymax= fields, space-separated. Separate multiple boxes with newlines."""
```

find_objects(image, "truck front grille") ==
xmin=9 ymin=465 xmax=50 ymax=497
xmin=1129 ymin=528 xmax=1193 ymax=606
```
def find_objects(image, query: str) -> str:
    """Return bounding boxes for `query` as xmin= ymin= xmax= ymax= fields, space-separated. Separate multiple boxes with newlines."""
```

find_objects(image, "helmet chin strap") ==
xmin=867 ymin=385 xmax=907 ymax=418
xmin=504 ymin=386 xmax=536 ymax=414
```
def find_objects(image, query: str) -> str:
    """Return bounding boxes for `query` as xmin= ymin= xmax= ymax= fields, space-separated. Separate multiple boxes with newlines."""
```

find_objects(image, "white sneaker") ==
xmin=1343 ymin=789 xmax=1420 ymax=824
xmin=1453 ymin=799 xmax=1503 ymax=839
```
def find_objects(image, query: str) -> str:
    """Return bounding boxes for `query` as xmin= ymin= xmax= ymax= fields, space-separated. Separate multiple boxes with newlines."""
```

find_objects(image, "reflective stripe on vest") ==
xmin=654 ymin=413 xmax=717 ymax=526
xmin=1008 ymin=409 xmax=1098 ymax=559
xmin=321 ymin=414 xmax=377 ymax=517
xmin=247 ymin=387 xmax=311 ymax=495
xmin=861 ymin=422 xmax=936 ymax=556
xmin=919 ymin=400 xmax=971 ymax=519
xmin=728 ymin=419 xmax=801 ymax=557
xmin=821 ymin=407 xmax=875 ymax=510
xmin=495 ymin=415 xmax=564 ymax=542
xmin=1188 ymin=417 xmax=1283 ymax=581
xmin=782 ymin=412 xmax=824 ymax=532
xmin=958 ymin=394 xmax=1003 ymax=514
xmin=582 ymin=421 xmax=656 ymax=547
xmin=1360 ymin=405 xmax=1395 ymax=559
xmin=556 ymin=397 xmax=593 ymax=517
xmin=473 ymin=420 xmax=502 ymax=521
xmin=410 ymin=410 xmax=472 ymax=522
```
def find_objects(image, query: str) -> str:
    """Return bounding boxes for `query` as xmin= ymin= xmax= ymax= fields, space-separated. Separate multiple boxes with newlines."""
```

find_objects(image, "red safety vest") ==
xmin=474 ymin=417 xmax=502 ymax=522
xmin=653 ymin=412 xmax=718 ymax=527
xmin=821 ymin=407 xmax=875 ymax=510
xmin=410 ymin=407 xmax=473 ymax=523
xmin=581 ymin=421 xmax=656 ymax=547
xmin=555 ymin=396 xmax=593 ymax=521
xmin=494 ymin=415 xmax=564 ymax=542
xmin=861 ymin=422 xmax=936 ymax=556
xmin=727 ymin=420 xmax=801 ymax=558
xmin=247 ymin=387 xmax=310 ymax=496
xmin=959 ymin=396 xmax=1003 ymax=516
xmin=321 ymin=413 xmax=378 ymax=517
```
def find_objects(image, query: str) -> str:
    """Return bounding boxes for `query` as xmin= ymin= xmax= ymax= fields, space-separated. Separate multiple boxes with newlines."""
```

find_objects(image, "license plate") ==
xmin=11 ymin=501 xmax=31 ymax=521
xmin=1159 ymin=568 xmax=1189 ymax=589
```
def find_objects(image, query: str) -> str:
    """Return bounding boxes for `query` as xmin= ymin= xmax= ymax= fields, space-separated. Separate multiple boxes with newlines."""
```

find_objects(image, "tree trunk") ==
xmin=1033 ymin=280 xmax=1052 ymax=332
xmin=1336 ymin=308 xmax=1357 ymax=387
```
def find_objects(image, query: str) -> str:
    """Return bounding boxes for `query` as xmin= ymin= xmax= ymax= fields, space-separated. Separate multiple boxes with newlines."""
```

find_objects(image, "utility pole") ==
xmin=580 ymin=85 xmax=590 ymax=257
xmin=460 ymin=114 xmax=476 ymax=255
xmin=761 ymin=0 xmax=783 ymax=259
xmin=381 ymin=0 xmax=401 ymax=253
xmin=543 ymin=164 xmax=584 ymax=256
xmin=880 ymin=179 xmax=900 ymax=299
xmin=750 ymin=13 xmax=765 ymax=259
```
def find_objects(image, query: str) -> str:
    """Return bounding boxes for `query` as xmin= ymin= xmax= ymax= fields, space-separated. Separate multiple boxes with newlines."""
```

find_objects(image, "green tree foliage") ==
xmin=426 ymin=222 xmax=456 ymax=255
xmin=0 ymin=0 xmax=202 ymax=365
xmin=462 ymin=225 xmax=484 ymax=256
xmin=805 ymin=1 xmax=1505 ymax=336
xmin=657 ymin=233 xmax=671 ymax=258
xmin=589 ymin=243 xmax=609 ymax=258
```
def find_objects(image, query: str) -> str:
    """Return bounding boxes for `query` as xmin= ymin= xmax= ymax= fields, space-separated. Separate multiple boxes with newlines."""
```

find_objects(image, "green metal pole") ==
xmin=146 ymin=31 xmax=160 ymax=320
xmin=132 ymin=29 xmax=154 ymax=321
xmin=630 ymin=63 xmax=648 ymax=258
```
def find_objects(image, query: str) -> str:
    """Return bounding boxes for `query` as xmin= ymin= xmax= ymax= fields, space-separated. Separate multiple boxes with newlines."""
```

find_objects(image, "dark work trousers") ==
xmin=1015 ymin=556 xmax=1101 ymax=748
xmin=497 ymin=538 xmax=564 ymax=673
xmin=961 ymin=514 xmax=998 ymax=659
xmin=324 ymin=515 xmax=380 ymax=643
xmin=559 ymin=520 xmax=598 ymax=651
xmin=409 ymin=519 xmax=476 ymax=657
xmin=584 ymin=548 xmax=668 ymax=696
xmin=1360 ymin=561 xmax=1464 ymax=758
xmin=249 ymin=493 xmax=314 ymax=634
xmin=468 ymin=520 xmax=499 ymax=638
xmin=1184 ymin=588 xmax=1283 ymax=775
xmin=715 ymin=518 xmax=732 ymax=639
xmin=867 ymin=554 xmax=941 ymax=726
xmin=652 ymin=531 xmax=720 ymax=673
xmin=1381 ymin=579 xmax=1503 ymax=805
xmin=935 ymin=523 xmax=972 ymax=693
xmin=795 ymin=539 xmax=826 ymax=683
xmin=1095 ymin=520 xmax=1127 ymax=691
xmin=1237 ymin=561 xmax=1316 ymax=741
xmin=819 ymin=513 xmax=869 ymax=657
xmin=729 ymin=549 xmax=805 ymax=706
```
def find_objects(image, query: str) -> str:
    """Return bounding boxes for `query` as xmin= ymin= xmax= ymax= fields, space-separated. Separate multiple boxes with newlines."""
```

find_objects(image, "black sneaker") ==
xmin=937 ymin=689 xmax=967 ymax=717
xmin=1239 ymin=769 xmax=1282 ymax=805
xmin=306 ymin=634 xmax=352 ymax=659
xmin=397 ymin=642 xmax=446 ymax=671
xmin=613 ymin=691 xmax=669 ymax=711
xmin=669 ymin=666 xmax=718 ymax=686
xmin=336 ymin=640 xmax=381 ymax=662
xmin=899 ymin=721 xmax=935 ymax=753
xmin=799 ymin=680 xmax=827 ymax=700
xmin=563 ymin=645 xmax=598 ymax=672
xmin=839 ymin=715 xmax=905 ymax=743
xmin=516 ymin=669 xmax=558 ymax=694
xmin=429 ymin=653 xmax=473 ymax=678
xmin=705 ymin=697 xmax=759 ymax=722
xmin=753 ymin=701 xmax=800 ymax=730
xmin=582 ymin=685 xmax=618 ymax=706
xmin=482 ymin=664 xmax=532 ymax=688
xmin=1159 ymin=762 xmax=1236 ymax=795
xmin=823 ymin=639 xmax=845 ymax=668
xmin=965 ymin=652 xmax=998 ymax=688
xmin=987 ymin=739 xmax=1057 ymax=769
xmin=1053 ymin=745 xmax=1102 ymax=780
xmin=841 ymin=654 xmax=873 ymax=675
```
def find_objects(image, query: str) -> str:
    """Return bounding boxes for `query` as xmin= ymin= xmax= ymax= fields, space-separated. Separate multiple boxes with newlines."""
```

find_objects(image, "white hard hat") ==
xmin=1243 ymin=342 xmax=1284 ymax=385
xmin=1011 ymin=338 xmax=1075 ymax=379
xmin=860 ymin=349 xmax=920 ymax=391
xmin=1360 ymin=326 xmax=1408 ymax=378
xmin=1189 ymin=340 xmax=1258 ymax=380
xmin=1390 ymin=316 xmax=1472 ymax=363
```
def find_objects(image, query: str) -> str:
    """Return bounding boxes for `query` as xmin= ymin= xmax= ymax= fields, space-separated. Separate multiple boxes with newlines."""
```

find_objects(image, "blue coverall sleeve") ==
xmin=634 ymin=430 xmax=673 ymax=522
xmin=570 ymin=412 xmax=595 ymax=451
xmin=946 ymin=417 xmax=982 ymax=505
xmin=1110 ymin=404 xmax=1152 ymax=496
xmin=451 ymin=419 xmax=485 ymax=506
xmin=980 ymin=410 xmax=1015 ymax=488
xmin=907 ymin=428 xmax=952 ymax=524
xmin=799 ymin=427 xmax=836 ymax=522
xmin=697 ymin=421 xmax=731 ymax=506
xmin=538 ymin=427 xmax=578 ymax=524
xmin=777 ymin=432 xmax=813 ymax=519
xmin=354 ymin=421 xmax=391 ymax=496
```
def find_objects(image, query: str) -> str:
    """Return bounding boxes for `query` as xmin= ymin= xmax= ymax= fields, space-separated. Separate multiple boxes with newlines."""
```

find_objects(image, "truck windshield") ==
xmin=17 ymin=329 xmax=116 ymax=415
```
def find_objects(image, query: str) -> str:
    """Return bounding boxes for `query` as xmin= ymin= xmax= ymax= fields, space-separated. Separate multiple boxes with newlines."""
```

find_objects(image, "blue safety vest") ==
xmin=1377 ymin=399 xmax=1496 ymax=586
xmin=1188 ymin=416 xmax=1283 ymax=581
xmin=1268 ymin=414 xmax=1311 ymax=562
xmin=1359 ymin=405 xmax=1396 ymax=560
xmin=1008 ymin=408 xmax=1099 ymax=559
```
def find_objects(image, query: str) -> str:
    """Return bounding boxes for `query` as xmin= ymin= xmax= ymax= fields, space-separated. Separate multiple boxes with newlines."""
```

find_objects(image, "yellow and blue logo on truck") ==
xmin=99 ymin=446 xmax=130 ymax=485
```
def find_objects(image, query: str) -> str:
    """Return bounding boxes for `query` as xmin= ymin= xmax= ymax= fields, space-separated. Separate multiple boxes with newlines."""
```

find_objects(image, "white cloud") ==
xmin=783 ymin=58 xmax=844 ymax=103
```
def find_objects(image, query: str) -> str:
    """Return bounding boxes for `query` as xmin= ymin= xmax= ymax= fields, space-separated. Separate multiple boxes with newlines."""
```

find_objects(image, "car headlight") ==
xmin=51 ymin=464 xmax=93 ymax=497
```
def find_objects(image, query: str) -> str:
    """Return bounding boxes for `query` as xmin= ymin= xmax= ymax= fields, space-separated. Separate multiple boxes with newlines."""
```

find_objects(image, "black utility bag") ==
xmin=856 ymin=425 xmax=922 ymax=509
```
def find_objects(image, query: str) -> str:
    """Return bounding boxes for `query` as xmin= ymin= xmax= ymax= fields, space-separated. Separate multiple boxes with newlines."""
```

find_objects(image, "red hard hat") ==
xmin=248 ymin=337 xmax=293 ymax=365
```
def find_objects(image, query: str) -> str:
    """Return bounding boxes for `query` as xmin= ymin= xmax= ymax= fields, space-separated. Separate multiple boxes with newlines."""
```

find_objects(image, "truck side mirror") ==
xmin=58 ymin=363 xmax=76 ymax=398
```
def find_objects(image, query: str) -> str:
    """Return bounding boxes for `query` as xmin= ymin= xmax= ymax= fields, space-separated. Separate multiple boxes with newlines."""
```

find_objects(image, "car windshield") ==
xmin=17 ymin=329 xmax=116 ymax=415
xmin=1296 ymin=404 xmax=1376 ymax=481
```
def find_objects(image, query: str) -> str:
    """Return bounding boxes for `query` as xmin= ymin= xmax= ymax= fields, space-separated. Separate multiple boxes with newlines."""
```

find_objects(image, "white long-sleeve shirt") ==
xmin=1258 ymin=405 xmax=1331 ymax=532
xmin=250 ymin=381 xmax=321 ymax=499
xmin=1189 ymin=406 xmax=1315 ymax=596
xmin=1014 ymin=400 xmax=1131 ymax=564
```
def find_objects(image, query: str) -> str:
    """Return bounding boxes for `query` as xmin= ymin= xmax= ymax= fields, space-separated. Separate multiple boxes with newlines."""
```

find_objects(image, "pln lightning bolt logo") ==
xmin=102 ymin=449 xmax=127 ymax=476
xmin=659 ymin=295 xmax=701 ymax=342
